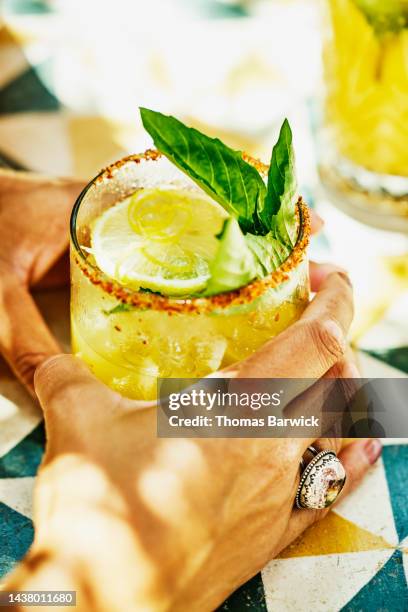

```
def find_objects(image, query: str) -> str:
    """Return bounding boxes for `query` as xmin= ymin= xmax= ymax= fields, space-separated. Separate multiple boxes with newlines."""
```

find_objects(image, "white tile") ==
xmin=334 ymin=458 xmax=398 ymax=546
xmin=262 ymin=549 xmax=394 ymax=612
xmin=0 ymin=371 xmax=41 ymax=458
xmin=0 ymin=477 xmax=34 ymax=519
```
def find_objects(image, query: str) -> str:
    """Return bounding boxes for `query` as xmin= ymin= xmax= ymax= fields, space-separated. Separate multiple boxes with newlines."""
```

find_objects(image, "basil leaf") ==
xmin=204 ymin=218 xmax=258 ymax=296
xmin=259 ymin=119 xmax=297 ymax=246
xmin=204 ymin=228 xmax=291 ymax=297
xmin=245 ymin=232 xmax=291 ymax=276
xmin=140 ymin=108 xmax=266 ymax=234
xmin=103 ymin=303 xmax=134 ymax=315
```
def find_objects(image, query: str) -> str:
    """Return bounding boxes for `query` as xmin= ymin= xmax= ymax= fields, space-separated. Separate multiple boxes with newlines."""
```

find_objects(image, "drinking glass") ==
xmin=70 ymin=152 xmax=310 ymax=400
xmin=319 ymin=0 xmax=408 ymax=231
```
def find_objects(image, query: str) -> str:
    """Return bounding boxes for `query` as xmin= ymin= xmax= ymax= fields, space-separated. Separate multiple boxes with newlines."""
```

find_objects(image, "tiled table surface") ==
xmin=1 ymin=2 xmax=407 ymax=609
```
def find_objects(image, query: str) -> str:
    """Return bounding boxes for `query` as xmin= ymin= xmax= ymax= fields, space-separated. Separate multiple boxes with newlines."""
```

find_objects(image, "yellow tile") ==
xmin=279 ymin=511 xmax=393 ymax=558
xmin=0 ymin=26 xmax=28 ymax=87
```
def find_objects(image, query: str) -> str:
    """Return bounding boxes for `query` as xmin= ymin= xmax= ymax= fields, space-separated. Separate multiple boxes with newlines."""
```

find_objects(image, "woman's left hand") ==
xmin=0 ymin=169 xmax=84 ymax=391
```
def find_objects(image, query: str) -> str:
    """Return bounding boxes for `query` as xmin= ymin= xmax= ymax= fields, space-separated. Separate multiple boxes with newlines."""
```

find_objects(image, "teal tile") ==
xmin=382 ymin=445 xmax=408 ymax=542
xmin=0 ymin=150 xmax=28 ymax=170
xmin=219 ymin=573 xmax=267 ymax=611
xmin=180 ymin=0 xmax=248 ymax=18
xmin=0 ymin=424 xmax=45 ymax=478
xmin=0 ymin=65 xmax=59 ymax=114
xmin=0 ymin=503 xmax=34 ymax=578
xmin=365 ymin=347 xmax=408 ymax=375
xmin=3 ymin=0 xmax=52 ymax=14
xmin=341 ymin=549 xmax=408 ymax=612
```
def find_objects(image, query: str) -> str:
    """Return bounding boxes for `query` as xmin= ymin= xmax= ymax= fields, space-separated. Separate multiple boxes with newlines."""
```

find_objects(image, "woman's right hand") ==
xmin=5 ymin=266 xmax=381 ymax=612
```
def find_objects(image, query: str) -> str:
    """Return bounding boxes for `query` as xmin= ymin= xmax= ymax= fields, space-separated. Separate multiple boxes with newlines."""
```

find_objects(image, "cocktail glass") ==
xmin=70 ymin=151 xmax=310 ymax=400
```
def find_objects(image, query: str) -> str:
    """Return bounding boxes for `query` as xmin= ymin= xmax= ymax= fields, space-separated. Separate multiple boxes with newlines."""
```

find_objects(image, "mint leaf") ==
xmin=204 ymin=218 xmax=258 ymax=296
xmin=259 ymin=119 xmax=297 ymax=247
xmin=140 ymin=108 xmax=267 ymax=234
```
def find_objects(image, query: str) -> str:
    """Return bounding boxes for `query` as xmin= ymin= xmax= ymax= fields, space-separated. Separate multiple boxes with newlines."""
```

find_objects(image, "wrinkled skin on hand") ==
xmin=0 ymin=170 xmax=380 ymax=611
xmin=0 ymin=169 xmax=84 ymax=390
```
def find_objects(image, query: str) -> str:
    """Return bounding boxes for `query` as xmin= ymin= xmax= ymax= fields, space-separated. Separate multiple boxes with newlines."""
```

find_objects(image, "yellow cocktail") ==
xmin=70 ymin=151 xmax=310 ymax=400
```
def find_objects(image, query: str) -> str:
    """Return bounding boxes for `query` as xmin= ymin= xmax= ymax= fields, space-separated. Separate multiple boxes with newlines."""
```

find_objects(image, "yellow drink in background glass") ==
xmin=324 ymin=0 xmax=408 ymax=177
xmin=70 ymin=152 xmax=310 ymax=400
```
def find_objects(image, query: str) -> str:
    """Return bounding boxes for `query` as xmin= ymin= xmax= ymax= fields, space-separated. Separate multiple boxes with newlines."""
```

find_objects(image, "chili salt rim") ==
xmin=71 ymin=150 xmax=311 ymax=315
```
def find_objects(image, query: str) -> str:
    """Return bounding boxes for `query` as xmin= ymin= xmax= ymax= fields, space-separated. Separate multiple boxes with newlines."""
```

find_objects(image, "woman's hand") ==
xmin=5 ymin=267 xmax=381 ymax=612
xmin=0 ymin=170 xmax=377 ymax=611
xmin=0 ymin=169 xmax=84 ymax=391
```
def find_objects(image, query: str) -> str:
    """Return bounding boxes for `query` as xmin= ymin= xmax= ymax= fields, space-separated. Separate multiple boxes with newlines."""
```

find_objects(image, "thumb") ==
xmin=34 ymin=354 xmax=121 ymax=422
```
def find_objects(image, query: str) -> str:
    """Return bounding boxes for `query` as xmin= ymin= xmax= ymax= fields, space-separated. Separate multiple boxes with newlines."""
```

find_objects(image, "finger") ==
xmin=0 ymin=171 xmax=84 ymax=285
xmin=309 ymin=261 xmax=348 ymax=293
xmin=301 ymin=269 xmax=354 ymax=331
xmin=238 ymin=271 xmax=353 ymax=379
xmin=34 ymin=354 xmax=121 ymax=419
xmin=310 ymin=210 xmax=324 ymax=235
xmin=279 ymin=353 xmax=358 ymax=437
xmin=0 ymin=277 xmax=60 ymax=394
xmin=30 ymin=178 xmax=85 ymax=286
xmin=276 ymin=438 xmax=382 ymax=553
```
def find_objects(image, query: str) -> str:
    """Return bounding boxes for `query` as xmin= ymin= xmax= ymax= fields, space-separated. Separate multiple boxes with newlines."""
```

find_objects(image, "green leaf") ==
xmin=259 ymin=119 xmax=297 ymax=246
xmin=140 ymin=108 xmax=267 ymax=234
xmin=204 ymin=227 xmax=292 ymax=297
xmin=245 ymin=232 xmax=291 ymax=276
xmin=139 ymin=109 xmax=301 ymax=296
xmin=204 ymin=218 xmax=258 ymax=296
xmin=103 ymin=303 xmax=134 ymax=315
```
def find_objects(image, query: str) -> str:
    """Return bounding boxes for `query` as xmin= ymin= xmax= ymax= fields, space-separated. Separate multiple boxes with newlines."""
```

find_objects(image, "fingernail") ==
xmin=364 ymin=438 xmax=382 ymax=464
xmin=312 ymin=263 xmax=349 ymax=287
xmin=342 ymin=362 xmax=360 ymax=378
xmin=324 ymin=320 xmax=346 ymax=350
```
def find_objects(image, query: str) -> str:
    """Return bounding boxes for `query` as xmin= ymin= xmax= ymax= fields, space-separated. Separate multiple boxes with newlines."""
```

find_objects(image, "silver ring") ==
xmin=295 ymin=447 xmax=346 ymax=509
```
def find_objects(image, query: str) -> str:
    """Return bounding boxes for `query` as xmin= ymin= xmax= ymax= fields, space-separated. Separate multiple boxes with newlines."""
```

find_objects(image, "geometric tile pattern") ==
xmin=0 ymin=65 xmax=59 ymax=114
xmin=0 ymin=6 xmax=408 ymax=611
xmin=260 ymin=442 xmax=408 ymax=610
xmin=382 ymin=445 xmax=408 ymax=543
xmin=0 ymin=502 xmax=34 ymax=579
xmin=0 ymin=424 xmax=44 ymax=479
xmin=341 ymin=549 xmax=408 ymax=612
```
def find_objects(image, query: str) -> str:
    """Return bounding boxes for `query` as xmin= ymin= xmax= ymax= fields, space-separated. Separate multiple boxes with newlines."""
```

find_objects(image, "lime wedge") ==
xmin=91 ymin=188 xmax=227 ymax=296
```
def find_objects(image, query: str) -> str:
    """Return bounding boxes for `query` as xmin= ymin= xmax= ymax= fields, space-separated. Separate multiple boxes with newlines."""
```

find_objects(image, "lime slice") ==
xmin=91 ymin=188 xmax=227 ymax=296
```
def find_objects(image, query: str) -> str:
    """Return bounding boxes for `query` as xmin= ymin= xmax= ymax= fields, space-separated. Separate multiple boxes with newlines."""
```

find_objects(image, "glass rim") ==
xmin=70 ymin=150 xmax=311 ymax=314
